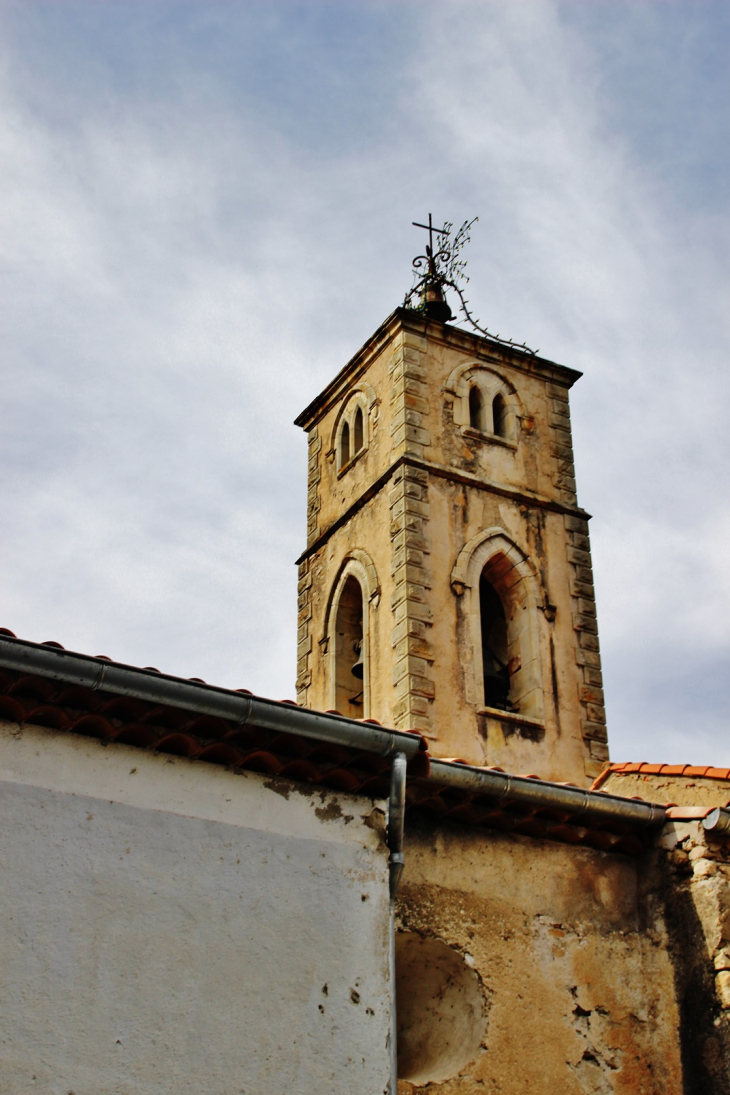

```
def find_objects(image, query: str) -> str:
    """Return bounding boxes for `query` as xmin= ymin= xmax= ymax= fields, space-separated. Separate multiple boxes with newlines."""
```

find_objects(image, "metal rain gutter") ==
xmin=427 ymin=758 xmax=667 ymax=829
xmin=0 ymin=635 xmax=423 ymax=762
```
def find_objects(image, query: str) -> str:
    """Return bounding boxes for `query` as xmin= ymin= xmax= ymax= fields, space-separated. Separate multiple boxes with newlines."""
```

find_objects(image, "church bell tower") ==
xmin=294 ymin=221 xmax=607 ymax=785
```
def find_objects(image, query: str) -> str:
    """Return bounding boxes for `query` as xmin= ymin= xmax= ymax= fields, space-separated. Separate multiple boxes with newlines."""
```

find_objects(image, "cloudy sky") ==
xmin=1 ymin=1 xmax=728 ymax=765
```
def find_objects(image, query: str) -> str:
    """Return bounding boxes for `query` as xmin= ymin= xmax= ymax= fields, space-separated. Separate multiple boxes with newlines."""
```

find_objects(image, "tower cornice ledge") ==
xmin=295 ymin=453 xmax=592 ymax=566
xmin=294 ymin=308 xmax=582 ymax=431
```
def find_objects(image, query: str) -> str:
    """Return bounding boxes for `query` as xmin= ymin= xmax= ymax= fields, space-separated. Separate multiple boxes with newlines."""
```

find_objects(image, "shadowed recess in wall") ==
xmin=396 ymin=932 xmax=487 ymax=1086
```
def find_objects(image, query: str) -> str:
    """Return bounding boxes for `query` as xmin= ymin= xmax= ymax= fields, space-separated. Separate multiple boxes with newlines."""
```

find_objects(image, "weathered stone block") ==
xmin=573 ymin=613 xmax=599 ymax=633
xmin=567 ymin=546 xmax=591 ymax=566
xmin=589 ymin=740 xmax=610 ymax=761
xmin=580 ymin=685 xmax=605 ymax=706
xmin=570 ymin=580 xmax=595 ymax=599
xmin=583 ymin=723 xmax=608 ymax=746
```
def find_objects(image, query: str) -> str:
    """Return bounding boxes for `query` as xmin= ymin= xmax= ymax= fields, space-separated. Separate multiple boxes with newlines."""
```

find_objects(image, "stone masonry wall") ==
xmin=296 ymin=554 xmax=312 ymax=706
xmin=658 ymin=817 xmax=730 ymax=1091
xmin=549 ymin=380 xmax=608 ymax=780
xmin=389 ymin=463 xmax=435 ymax=741
xmin=387 ymin=326 xmax=437 ymax=741
xmin=297 ymin=423 xmax=321 ymax=705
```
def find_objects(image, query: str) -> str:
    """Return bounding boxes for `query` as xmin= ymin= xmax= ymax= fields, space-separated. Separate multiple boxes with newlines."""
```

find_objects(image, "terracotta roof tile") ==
xmin=592 ymin=762 xmax=730 ymax=791
xmin=665 ymin=806 xmax=714 ymax=820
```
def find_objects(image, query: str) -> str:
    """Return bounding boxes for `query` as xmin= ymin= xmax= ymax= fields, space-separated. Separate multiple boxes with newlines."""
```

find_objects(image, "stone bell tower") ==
xmin=294 ymin=255 xmax=608 ymax=784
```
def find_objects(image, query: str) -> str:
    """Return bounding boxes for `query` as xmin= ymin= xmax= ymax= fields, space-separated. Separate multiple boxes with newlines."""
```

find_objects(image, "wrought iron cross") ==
xmin=412 ymin=214 xmax=450 ymax=262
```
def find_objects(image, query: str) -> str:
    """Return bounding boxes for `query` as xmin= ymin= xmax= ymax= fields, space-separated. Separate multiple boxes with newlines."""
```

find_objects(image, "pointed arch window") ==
xmin=451 ymin=527 xmax=545 ymax=722
xmin=334 ymin=575 xmax=365 ymax=716
xmin=479 ymin=571 xmax=510 ymax=708
xmin=325 ymin=551 xmax=379 ymax=718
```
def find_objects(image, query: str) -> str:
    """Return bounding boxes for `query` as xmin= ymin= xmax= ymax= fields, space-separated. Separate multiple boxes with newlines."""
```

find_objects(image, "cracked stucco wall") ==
xmin=0 ymin=721 xmax=391 ymax=1095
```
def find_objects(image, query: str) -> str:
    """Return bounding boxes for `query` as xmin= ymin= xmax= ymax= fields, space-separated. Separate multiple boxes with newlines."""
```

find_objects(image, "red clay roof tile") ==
xmin=591 ymin=762 xmax=730 ymax=791
xmin=665 ymin=806 xmax=714 ymax=820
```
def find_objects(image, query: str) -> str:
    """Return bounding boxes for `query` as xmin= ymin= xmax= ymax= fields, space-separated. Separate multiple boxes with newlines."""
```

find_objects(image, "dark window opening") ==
xmin=479 ymin=571 xmax=510 ymax=709
xmin=469 ymin=386 xmax=484 ymax=431
xmin=492 ymin=393 xmax=507 ymax=438
xmin=340 ymin=421 xmax=350 ymax=467
xmin=353 ymin=407 xmax=364 ymax=453
xmin=334 ymin=576 xmax=364 ymax=715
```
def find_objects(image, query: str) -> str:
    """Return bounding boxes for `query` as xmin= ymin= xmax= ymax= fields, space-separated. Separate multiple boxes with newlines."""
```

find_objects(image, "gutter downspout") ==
xmin=0 ymin=636 xmax=422 ymax=762
xmin=703 ymin=808 xmax=730 ymax=835
xmin=387 ymin=751 xmax=407 ymax=1095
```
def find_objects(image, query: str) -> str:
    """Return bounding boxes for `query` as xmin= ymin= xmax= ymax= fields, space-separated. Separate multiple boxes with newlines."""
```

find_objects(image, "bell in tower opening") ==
xmin=479 ymin=573 xmax=510 ymax=710
xmin=333 ymin=576 xmax=365 ymax=716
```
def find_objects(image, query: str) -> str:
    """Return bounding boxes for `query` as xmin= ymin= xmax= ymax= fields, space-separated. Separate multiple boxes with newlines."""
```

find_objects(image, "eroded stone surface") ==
xmin=396 ymin=817 xmax=683 ymax=1094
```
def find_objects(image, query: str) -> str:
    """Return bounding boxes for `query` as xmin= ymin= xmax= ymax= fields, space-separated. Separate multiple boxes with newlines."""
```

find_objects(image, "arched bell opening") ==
xmin=468 ymin=385 xmax=485 ymax=432
xmin=339 ymin=421 xmax=350 ymax=468
xmin=353 ymin=406 xmax=364 ymax=454
xmin=452 ymin=528 xmax=545 ymax=722
xmin=492 ymin=392 xmax=507 ymax=438
xmin=479 ymin=569 xmax=510 ymax=709
xmin=334 ymin=575 xmax=365 ymax=716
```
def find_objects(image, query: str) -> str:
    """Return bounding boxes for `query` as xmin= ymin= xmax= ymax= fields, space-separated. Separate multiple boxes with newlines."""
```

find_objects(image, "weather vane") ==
xmin=404 ymin=215 xmax=538 ymax=355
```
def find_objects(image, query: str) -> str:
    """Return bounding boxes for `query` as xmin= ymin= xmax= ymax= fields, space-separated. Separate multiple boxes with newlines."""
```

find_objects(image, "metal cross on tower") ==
xmin=405 ymin=214 xmax=538 ymax=355
xmin=411 ymin=214 xmax=450 ymax=276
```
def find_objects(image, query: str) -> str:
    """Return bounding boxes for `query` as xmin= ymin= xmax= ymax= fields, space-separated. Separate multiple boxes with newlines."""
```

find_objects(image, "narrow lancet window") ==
xmin=469 ymin=386 xmax=484 ymax=431
xmin=340 ymin=421 xmax=350 ymax=467
xmin=492 ymin=393 xmax=507 ymax=438
xmin=334 ymin=576 xmax=364 ymax=716
xmin=479 ymin=570 xmax=510 ymax=709
xmin=353 ymin=407 xmax=364 ymax=453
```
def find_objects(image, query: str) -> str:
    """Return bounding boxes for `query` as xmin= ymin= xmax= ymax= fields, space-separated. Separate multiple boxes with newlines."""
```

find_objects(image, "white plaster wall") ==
xmin=0 ymin=722 xmax=391 ymax=1095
